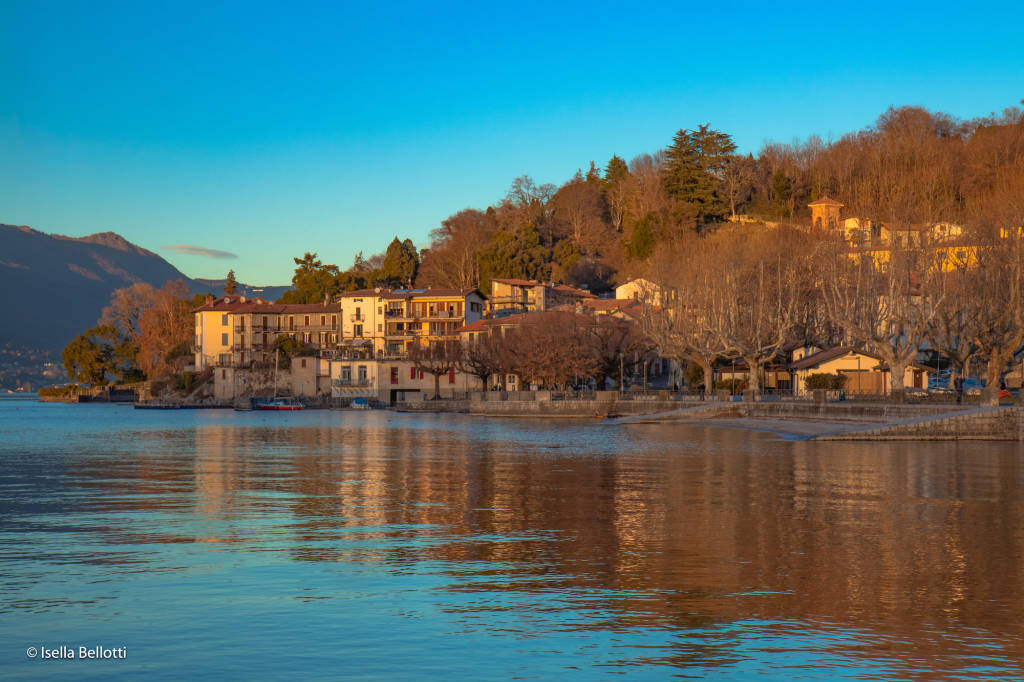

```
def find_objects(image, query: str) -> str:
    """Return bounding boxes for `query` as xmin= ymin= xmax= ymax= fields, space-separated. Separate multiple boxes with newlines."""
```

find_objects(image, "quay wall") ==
xmin=816 ymin=406 xmax=1024 ymax=440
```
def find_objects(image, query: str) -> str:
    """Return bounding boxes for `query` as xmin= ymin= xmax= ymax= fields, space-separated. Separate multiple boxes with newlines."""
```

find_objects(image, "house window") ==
xmin=449 ymin=368 xmax=455 ymax=384
xmin=289 ymin=316 xmax=294 ymax=330
xmin=304 ymin=315 xmax=310 ymax=326
xmin=222 ymin=314 xmax=228 ymax=325
xmin=221 ymin=333 xmax=228 ymax=346
xmin=410 ymin=367 xmax=416 ymax=380
xmin=342 ymin=366 xmax=351 ymax=382
xmin=354 ymin=325 xmax=363 ymax=337
xmin=221 ymin=369 xmax=226 ymax=380
xmin=355 ymin=307 xmax=361 ymax=321
xmin=470 ymin=302 xmax=481 ymax=313
xmin=301 ymin=358 xmax=307 ymax=369
xmin=378 ymin=307 xmax=383 ymax=315
xmin=320 ymin=315 xmax=326 ymax=326
xmin=358 ymin=365 xmax=367 ymax=383
xmin=378 ymin=323 xmax=382 ymax=332
xmin=331 ymin=315 xmax=337 ymax=328
xmin=262 ymin=316 xmax=268 ymax=328
xmin=391 ymin=367 xmax=399 ymax=384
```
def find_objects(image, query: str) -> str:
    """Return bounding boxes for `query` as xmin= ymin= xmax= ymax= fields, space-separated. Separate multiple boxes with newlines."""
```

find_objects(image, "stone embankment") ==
xmin=616 ymin=400 xmax=1024 ymax=441
xmin=814 ymin=405 xmax=1024 ymax=440
xmin=469 ymin=390 xmax=698 ymax=418
xmin=466 ymin=391 xmax=1023 ymax=440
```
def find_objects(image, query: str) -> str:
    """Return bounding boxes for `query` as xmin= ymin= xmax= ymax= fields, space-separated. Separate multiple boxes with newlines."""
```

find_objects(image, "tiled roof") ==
xmin=788 ymin=346 xmax=878 ymax=370
xmin=337 ymin=287 xmax=484 ymax=300
xmin=192 ymin=295 xmax=338 ymax=314
xmin=808 ymin=196 xmax=844 ymax=207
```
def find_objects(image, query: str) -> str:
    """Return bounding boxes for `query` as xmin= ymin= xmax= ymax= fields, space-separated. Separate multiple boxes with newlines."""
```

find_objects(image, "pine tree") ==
xmin=661 ymin=125 xmax=737 ymax=224
xmin=223 ymin=269 xmax=239 ymax=295
xmin=379 ymin=237 xmax=419 ymax=287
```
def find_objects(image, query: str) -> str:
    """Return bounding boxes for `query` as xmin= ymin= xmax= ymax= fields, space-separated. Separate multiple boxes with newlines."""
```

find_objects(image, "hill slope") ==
xmin=0 ymin=224 xmax=286 ymax=353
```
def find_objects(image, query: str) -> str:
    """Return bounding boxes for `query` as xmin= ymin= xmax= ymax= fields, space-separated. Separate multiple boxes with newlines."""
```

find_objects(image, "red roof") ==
xmin=808 ymin=196 xmax=844 ymax=207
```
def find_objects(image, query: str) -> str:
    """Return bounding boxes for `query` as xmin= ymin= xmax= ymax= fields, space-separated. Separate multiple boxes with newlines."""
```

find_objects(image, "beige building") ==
xmin=193 ymin=295 xmax=339 ymax=370
xmin=788 ymin=346 xmax=931 ymax=396
xmin=614 ymin=278 xmax=665 ymax=306
xmin=489 ymin=278 xmax=594 ymax=315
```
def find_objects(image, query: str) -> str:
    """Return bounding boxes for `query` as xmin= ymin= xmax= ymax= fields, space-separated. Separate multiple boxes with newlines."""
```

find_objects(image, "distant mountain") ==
xmin=0 ymin=224 xmax=288 ymax=354
xmin=192 ymin=278 xmax=289 ymax=302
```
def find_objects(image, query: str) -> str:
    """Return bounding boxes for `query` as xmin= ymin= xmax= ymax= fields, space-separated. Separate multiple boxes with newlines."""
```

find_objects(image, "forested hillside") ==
xmin=275 ymin=103 xmax=1024 ymax=304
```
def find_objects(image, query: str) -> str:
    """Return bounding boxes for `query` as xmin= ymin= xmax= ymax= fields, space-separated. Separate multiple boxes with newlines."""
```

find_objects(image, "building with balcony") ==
xmin=489 ymin=278 xmax=594 ymax=315
xmin=193 ymin=295 xmax=340 ymax=370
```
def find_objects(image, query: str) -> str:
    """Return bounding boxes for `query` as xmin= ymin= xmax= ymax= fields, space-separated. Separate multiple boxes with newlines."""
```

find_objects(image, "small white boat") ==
xmin=254 ymin=397 xmax=303 ymax=411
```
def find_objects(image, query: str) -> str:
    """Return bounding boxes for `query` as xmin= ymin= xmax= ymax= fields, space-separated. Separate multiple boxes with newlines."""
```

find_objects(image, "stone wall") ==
xmin=816 ymin=406 xmax=1023 ymax=440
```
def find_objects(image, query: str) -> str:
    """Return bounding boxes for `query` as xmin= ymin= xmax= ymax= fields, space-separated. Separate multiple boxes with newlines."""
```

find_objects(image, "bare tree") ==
xmin=583 ymin=316 xmax=653 ymax=389
xmin=504 ymin=313 xmax=597 ymax=389
xmin=456 ymin=329 xmax=505 ymax=390
xmin=968 ymin=236 xmax=1024 ymax=405
xmin=100 ymin=282 xmax=157 ymax=344
xmin=710 ymin=229 xmax=802 ymax=395
xmin=822 ymin=242 xmax=945 ymax=402
xmin=638 ymin=240 xmax=727 ymax=398
xmin=409 ymin=340 xmax=462 ymax=398
xmin=925 ymin=252 xmax=981 ymax=385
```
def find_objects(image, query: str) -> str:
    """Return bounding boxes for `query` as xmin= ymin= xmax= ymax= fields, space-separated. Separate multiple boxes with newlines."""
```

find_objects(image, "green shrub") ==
xmin=805 ymin=373 xmax=848 ymax=390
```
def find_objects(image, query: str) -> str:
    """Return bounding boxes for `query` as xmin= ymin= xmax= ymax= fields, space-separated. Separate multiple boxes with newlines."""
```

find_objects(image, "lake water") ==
xmin=2 ymin=395 xmax=1023 ymax=680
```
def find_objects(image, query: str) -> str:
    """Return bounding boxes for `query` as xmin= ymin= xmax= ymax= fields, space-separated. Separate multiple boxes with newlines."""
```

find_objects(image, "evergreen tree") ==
xmin=478 ymin=226 xmax=551 ymax=292
xmin=277 ymin=252 xmax=341 ymax=303
xmin=772 ymin=170 xmax=793 ymax=217
xmin=223 ymin=269 xmax=238 ymax=295
xmin=661 ymin=125 xmax=737 ymax=224
xmin=625 ymin=213 xmax=657 ymax=260
xmin=62 ymin=325 xmax=122 ymax=385
xmin=377 ymin=237 xmax=420 ymax=287
xmin=604 ymin=155 xmax=630 ymax=186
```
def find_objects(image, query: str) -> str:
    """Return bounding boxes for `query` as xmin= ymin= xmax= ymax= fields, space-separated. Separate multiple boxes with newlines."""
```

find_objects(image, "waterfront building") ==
xmin=787 ymin=346 xmax=931 ymax=396
xmin=193 ymin=295 xmax=338 ymax=371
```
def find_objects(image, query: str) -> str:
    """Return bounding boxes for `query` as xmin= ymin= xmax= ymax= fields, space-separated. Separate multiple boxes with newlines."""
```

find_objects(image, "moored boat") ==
xmin=254 ymin=397 xmax=303 ymax=411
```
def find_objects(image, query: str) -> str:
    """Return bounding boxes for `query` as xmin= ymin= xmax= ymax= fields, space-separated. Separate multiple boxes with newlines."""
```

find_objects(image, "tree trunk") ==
xmin=889 ymin=358 xmax=907 ymax=403
xmin=434 ymin=373 xmax=441 ymax=399
xmin=744 ymin=355 xmax=761 ymax=394
xmin=701 ymin=360 xmax=713 ymax=399
xmin=983 ymin=348 xmax=1010 ymax=407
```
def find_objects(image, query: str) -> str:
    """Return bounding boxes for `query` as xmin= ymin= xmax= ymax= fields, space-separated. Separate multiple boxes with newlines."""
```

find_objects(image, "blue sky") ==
xmin=2 ymin=1 xmax=1022 ymax=285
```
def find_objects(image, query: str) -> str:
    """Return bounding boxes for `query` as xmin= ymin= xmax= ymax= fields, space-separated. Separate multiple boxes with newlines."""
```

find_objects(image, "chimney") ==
xmin=239 ymin=296 xmax=246 ymax=303
xmin=205 ymin=294 xmax=214 ymax=304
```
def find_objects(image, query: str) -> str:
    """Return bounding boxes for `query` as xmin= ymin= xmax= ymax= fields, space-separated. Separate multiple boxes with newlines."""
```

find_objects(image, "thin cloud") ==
xmin=161 ymin=244 xmax=238 ymax=259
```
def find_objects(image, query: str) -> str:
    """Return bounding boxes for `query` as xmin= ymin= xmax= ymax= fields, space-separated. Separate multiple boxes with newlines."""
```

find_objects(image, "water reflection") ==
xmin=2 ymin=405 xmax=1023 ymax=679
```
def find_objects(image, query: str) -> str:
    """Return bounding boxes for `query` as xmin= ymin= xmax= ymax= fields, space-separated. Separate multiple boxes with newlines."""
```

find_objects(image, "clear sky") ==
xmin=2 ymin=1 xmax=1022 ymax=285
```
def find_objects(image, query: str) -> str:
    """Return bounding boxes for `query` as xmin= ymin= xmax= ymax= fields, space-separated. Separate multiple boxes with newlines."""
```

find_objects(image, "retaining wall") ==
xmin=815 ymin=406 xmax=1024 ymax=440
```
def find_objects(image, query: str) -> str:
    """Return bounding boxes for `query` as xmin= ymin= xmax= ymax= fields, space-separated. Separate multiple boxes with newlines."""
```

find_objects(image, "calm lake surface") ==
xmin=2 ymin=395 xmax=1023 ymax=680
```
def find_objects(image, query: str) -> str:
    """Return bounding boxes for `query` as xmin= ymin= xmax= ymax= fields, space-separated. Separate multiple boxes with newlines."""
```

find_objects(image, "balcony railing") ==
xmin=421 ymin=310 xmax=463 ymax=320
xmin=332 ymin=378 xmax=373 ymax=387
